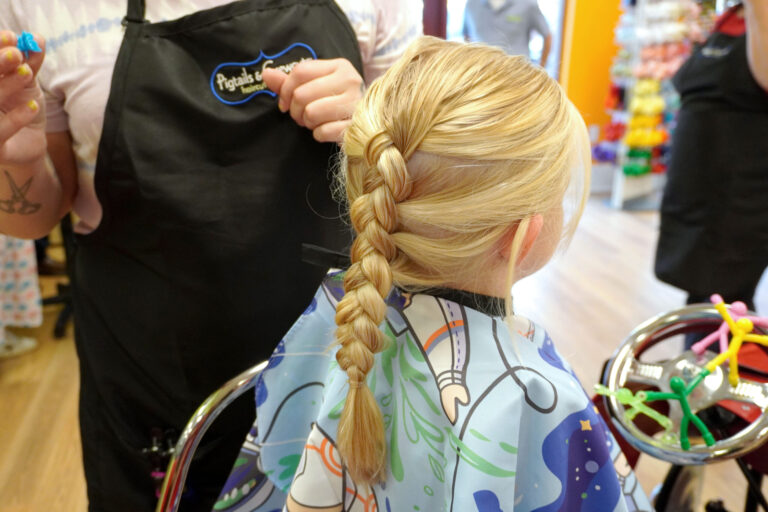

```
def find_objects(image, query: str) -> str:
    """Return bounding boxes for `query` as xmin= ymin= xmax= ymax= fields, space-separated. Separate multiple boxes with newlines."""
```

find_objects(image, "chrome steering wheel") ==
xmin=601 ymin=304 xmax=768 ymax=465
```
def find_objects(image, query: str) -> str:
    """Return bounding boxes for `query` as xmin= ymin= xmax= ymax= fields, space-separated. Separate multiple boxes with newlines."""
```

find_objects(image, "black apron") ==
xmin=70 ymin=0 xmax=361 ymax=509
xmin=654 ymin=25 xmax=768 ymax=298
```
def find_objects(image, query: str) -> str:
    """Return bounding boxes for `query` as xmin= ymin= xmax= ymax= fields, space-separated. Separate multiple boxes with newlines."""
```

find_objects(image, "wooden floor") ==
xmin=0 ymin=274 xmax=87 ymax=511
xmin=0 ymin=198 xmax=766 ymax=511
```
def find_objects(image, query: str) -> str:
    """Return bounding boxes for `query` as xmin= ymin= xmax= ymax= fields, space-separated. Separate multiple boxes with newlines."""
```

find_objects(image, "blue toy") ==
xmin=16 ymin=32 xmax=41 ymax=59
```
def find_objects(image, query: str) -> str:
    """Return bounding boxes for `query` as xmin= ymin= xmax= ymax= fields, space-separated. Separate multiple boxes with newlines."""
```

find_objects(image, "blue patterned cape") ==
xmin=214 ymin=271 xmax=651 ymax=512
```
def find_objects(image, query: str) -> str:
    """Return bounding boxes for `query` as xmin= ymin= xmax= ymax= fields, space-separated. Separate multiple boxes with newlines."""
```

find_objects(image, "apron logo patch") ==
xmin=210 ymin=43 xmax=317 ymax=105
xmin=701 ymin=45 xmax=732 ymax=58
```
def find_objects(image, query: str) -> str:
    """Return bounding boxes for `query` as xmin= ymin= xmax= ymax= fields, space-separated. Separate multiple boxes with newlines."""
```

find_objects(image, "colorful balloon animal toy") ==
xmin=16 ymin=31 xmax=41 ymax=59
xmin=599 ymin=296 xmax=768 ymax=465
xmin=692 ymin=295 xmax=768 ymax=385
xmin=596 ymin=373 xmax=715 ymax=451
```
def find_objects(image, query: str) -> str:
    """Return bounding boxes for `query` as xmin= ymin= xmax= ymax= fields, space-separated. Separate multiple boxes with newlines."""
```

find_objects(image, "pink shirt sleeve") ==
xmin=336 ymin=0 xmax=423 ymax=84
xmin=44 ymin=89 xmax=69 ymax=133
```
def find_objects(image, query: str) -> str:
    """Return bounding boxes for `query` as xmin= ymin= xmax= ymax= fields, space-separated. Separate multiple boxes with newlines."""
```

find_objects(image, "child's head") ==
xmin=333 ymin=36 xmax=590 ymax=484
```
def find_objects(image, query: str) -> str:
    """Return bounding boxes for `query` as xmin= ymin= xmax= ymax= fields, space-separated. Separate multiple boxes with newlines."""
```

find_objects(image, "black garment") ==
xmin=34 ymin=235 xmax=47 ymax=263
xmin=655 ymin=26 xmax=768 ymax=301
xmin=70 ymin=0 xmax=362 ymax=510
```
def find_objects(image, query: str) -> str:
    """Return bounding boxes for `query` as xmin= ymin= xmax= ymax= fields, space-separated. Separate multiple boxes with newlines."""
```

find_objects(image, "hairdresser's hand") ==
xmin=0 ymin=31 xmax=47 ymax=165
xmin=263 ymin=58 xmax=364 ymax=143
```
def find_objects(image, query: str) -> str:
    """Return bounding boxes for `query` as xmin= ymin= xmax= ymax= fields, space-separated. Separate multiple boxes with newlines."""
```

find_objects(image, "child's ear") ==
xmin=520 ymin=214 xmax=544 ymax=261
xmin=498 ymin=214 xmax=544 ymax=262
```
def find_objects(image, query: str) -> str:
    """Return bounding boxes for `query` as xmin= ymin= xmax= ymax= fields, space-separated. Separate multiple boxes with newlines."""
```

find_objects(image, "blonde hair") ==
xmin=334 ymin=37 xmax=590 ymax=484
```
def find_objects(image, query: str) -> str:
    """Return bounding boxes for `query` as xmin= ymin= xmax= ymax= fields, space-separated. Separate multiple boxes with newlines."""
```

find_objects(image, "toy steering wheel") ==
xmin=600 ymin=303 xmax=768 ymax=466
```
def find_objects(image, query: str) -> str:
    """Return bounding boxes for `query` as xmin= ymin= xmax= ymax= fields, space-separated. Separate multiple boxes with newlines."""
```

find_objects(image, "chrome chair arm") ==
xmin=155 ymin=360 xmax=268 ymax=512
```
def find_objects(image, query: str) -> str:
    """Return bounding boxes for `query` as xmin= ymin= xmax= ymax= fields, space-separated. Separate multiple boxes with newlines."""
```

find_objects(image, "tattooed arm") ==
xmin=0 ymin=133 xmax=76 ymax=239
xmin=0 ymin=31 xmax=75 ymax=239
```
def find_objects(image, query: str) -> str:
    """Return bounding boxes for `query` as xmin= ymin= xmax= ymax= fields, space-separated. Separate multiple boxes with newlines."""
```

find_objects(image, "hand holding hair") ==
xmin=262 ymin=58 xmax=364 ymax=144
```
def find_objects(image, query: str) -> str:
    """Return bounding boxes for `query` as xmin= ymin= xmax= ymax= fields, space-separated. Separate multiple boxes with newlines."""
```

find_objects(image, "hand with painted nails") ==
xmin=262 ymin=58 xmax=364 ymax=144
xmin=0 ymin=30 xmax=47 ymax=166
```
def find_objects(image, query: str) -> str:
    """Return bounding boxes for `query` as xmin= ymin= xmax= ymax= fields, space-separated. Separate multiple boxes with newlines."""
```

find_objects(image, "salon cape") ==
xmin=216 ymin=271 xmax=652 ymax=511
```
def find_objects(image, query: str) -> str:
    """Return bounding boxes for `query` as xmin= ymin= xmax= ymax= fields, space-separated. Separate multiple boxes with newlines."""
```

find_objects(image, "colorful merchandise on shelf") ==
xmin=624 ymin=126 xmax=668 ymax=148
xmin=593 ymin=144 xmax=619 ymax=163
xmin=623 ymin=148 xmax=652 ymax=176
xmin=603 ymin=121 xmax=626 ymax=142
xmin=595 ymin=0 xmax=705 ymax=178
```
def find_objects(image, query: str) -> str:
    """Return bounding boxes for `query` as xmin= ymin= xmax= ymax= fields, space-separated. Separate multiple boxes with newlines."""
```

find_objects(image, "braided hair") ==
xmin=334 ymin=36 xmax=591 ymax=484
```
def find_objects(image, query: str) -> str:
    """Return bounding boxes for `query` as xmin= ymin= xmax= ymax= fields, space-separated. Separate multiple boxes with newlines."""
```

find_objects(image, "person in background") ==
xmin=463 ymin=0 xmax=552 ymax=67
xmin=655 ymin=0 xmax=768 ymax=327
xmin=0 ymin=236 xmax=41 ymax=359
xmin=0 ymin=0 xmax=422 ymax=510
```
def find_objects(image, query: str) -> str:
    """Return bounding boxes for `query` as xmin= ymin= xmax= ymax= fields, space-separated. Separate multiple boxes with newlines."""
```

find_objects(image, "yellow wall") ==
xmin=560 ymin=0 xmax=622 ymax=133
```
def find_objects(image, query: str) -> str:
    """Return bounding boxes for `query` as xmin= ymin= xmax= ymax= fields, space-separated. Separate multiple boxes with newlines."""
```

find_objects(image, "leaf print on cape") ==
xmin=377 ymin=323 xmax=449 ymax=485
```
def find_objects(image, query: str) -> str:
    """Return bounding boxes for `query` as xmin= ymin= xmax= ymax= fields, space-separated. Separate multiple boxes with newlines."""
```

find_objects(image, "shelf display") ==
xmin=593 ymin=0 xmax=714 ymax=208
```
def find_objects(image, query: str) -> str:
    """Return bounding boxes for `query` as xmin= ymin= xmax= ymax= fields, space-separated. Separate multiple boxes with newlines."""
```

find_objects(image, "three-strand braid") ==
xmin=335 ymin=130 xmax=412 ymax=484
xmin=332 ymin=36 xmax=589 ymax=485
